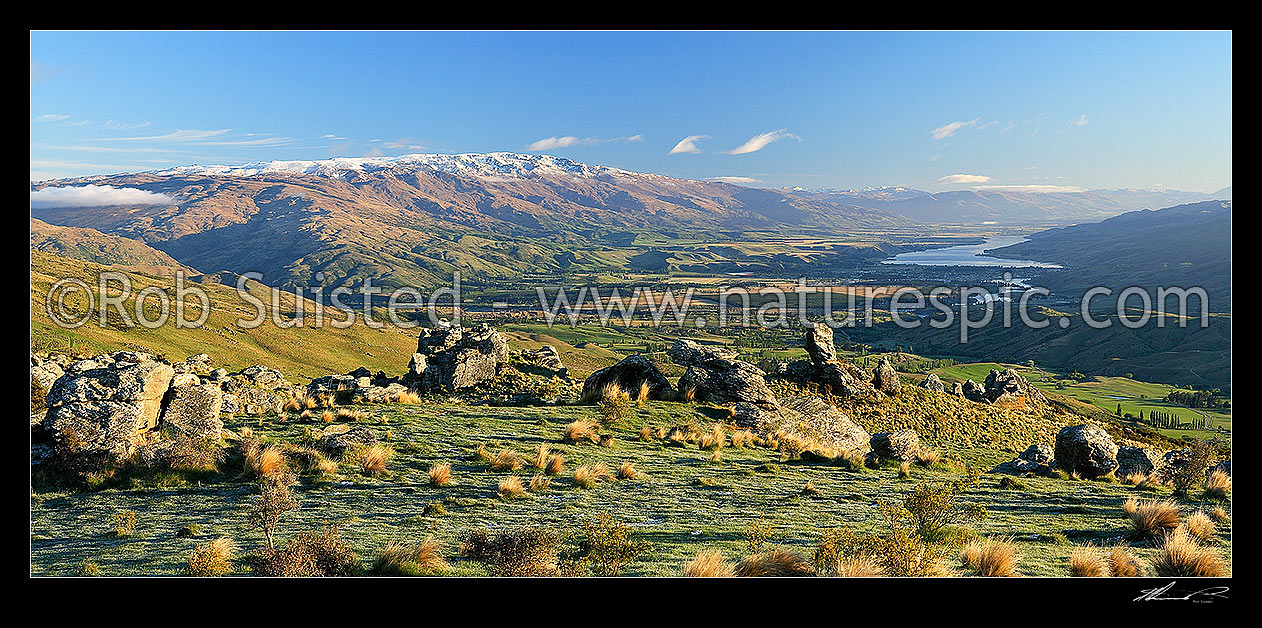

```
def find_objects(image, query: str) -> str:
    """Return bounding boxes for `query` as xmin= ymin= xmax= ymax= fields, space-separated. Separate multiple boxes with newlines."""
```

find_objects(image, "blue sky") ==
xmin=30 ymin=31 xmax=1231 ymax=192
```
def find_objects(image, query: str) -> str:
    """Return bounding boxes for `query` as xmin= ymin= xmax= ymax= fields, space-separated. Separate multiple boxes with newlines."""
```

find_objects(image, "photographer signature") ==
xmin=1135 ymin=581 xmax=1229 ymax=602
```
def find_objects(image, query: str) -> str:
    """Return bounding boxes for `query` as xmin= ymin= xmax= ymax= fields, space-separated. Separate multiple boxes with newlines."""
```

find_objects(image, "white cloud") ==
xmin=524 ymin=134 xmax=643 ymax=151
xmin=383 ymin=137 xmax=426 ymax=151
xmin=669 ymin=134 xmax=710 ymax=155
xmin=720 ymin=129 xmax=801 ymax=155
xmin=974 ymin=184 xmax=1087 ymax=194
xmin=706 ymin=176 xmax=759 ymax=184
xmin=1068 ymin=114 xmax=1089 ymax=127
xmin=30 ymin=185 xmax=176 ymax=208
xmin=101 ymin=129 xmax=232 ymax=142
xmin=931 ymin=118 xmax=980 ymax=140
xmin=34 ymin=113 xmax=70 ymax=122
xmin=937 ymin=174 xmax=991 ymax=184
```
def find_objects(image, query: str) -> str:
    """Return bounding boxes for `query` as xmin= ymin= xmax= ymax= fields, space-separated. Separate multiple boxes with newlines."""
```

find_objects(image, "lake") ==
xmin=882 ymin=236 xmax=1064 ymax=268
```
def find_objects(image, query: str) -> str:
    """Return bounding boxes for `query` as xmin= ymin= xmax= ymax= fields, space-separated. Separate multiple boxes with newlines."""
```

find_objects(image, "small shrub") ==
xmin=247 ymin=477 xmax=299 ymax=551
xmin=252 ymin=526 xmax=360 ymax=577
xmin=187 ymin=537 xmax=235 ymax=576
xmin=745 ymin=516 xmax=774 ymax=554
xmin=681 ymin=549 xmax=732 ymax=577
xmin=75 ymin=561 xmax=101 ymax=576
xmin=459 ymin=527 xmax=562 ymax=576
xmin=575 ymin=512 xmax=652 ymax=576
xmin=110 ymin=510 xmax=137 ymax=538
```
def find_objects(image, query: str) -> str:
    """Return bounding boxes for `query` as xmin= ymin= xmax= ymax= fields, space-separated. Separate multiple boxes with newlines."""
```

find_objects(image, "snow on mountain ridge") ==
xmin=152 ymin=152 xmax=634 ymax=181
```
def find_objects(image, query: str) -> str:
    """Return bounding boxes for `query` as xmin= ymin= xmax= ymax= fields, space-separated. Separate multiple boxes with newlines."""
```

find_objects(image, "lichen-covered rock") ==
xmin=221 ymin=379 xmax=284 ymax=415
xmin=1019 ymin=443 xmax=1054 ymax=465
xmin=404 ymin=324 xmax=509 ymax=392
xmin=30 ymin=354 xmax=65 ymax=392
xmin=669 ymin=339 xmax=775 ymax=406
xmin=320 ymin=425 xmax=378 ymax=456
xmin=582 ymin=355 xmax=675 ymax=401
xmin=870 ymin=357 xmax=901 ymax=395
xmin=160 ymin=382 xmax=224 ymax=441
xmin=805 ymin=325 xmax=837 ymax=363
xmin=776 ymin=395 xmax=871 ymax=454
xmin=920 ymin=373 xmax=945 ymax=392
xmin=42 ymin=359 xmax=175 ymax=458
xmin=1054 ymin=424 xmax=1118 ymax=478
xmin=518 ymin=345 xmax=567 ymax=376
xmin=870 ymin=429 xmax=920 ymax=461
xmin=1115 ymin=445 xmax=1158 ymax=477
xmin=238 ymin=365 xmax=291 ymax=391
xmin=982 ymin=368 xmax=1047 ymax=407
xmin=961 ymin=379 xmax=986 ymax=402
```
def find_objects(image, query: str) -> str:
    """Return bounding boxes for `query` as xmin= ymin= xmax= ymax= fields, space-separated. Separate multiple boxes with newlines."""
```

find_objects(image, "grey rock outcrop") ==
xmin=160 ymin=382 xmax=224 ymax=441
xmin=920 ymin=373 xmax=946 ymax=392
xmin=518 ymin=345 xmax=567 ymax=377
xmin=582 ymin=355 xmax=675 ymax=401
xmin=869 ymin=429 xmax=920 ymax=462
xmin=1115 ymin=445 xmax=1158 ymax=477
xmin=42 ymin=358 xmax=175 ymax=457
xmin=805 ymin=324 xmax=838 ymax=363
xmin=1054 ymin=424 xmax=1118 ymax=478
xmin=405 ymin=324 xmax=510 ymax=392
xmin=776 ymin=395 xmax=872 ymax=454
xmin=871 ymin=357 xmax=901 ymax=395
xmin=669 ymin=339 xmax=776 ymax=406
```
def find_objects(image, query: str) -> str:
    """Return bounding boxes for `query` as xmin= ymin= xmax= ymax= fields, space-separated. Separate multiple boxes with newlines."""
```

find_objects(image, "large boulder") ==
xmin=870 ymin=357 xmax=901 ymax=395
xmin=776 ymin=395 xmax=871 ymax=454
xmin=30 ymin=354 xmax=65 ymax=392
xmin=221 ymin=379 xmax=284 ymax=415
xmin=804 ymin=325 xmax=838 ymax=363
xmin=981 ymin=368 xmax=1046 ymax=407
xmin=961 ymin=380 xmax=986 ymax=402
xmin=42 ymin=359 xmax=175 ymax=457
xmin=238 ymin=365 xmax=292 ymax=391
xmin=582 ymin=355 xmax=675 ymax=401
xmin=160 ymin=382 xmax=224 ymax=441
xmin=1054 ymin=424 xmax=1118 ymax=478
xmin=669 ymin=339 xmax=776 ymax=406
xmin=870 ymin=429 xmax=920 ymax=462
xmin=1115 ymin=445 xmax=1158 ymax=478
xmin=992 ymin=442 xmax=1055 ymax=475
xmin=405 ymin=324 xmax=510 ymax=392
xmin=920 ymin=373 xmax=946 ymax=392
xmin=518 ymin=345 xmax=567 ymax=377
xmin=1019 ymin=443 xmax=1055 ymax=465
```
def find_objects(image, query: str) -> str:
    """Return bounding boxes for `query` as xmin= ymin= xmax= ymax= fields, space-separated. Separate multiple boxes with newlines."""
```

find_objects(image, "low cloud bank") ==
xmin=30 ymin=185 xmax=175 ymax=208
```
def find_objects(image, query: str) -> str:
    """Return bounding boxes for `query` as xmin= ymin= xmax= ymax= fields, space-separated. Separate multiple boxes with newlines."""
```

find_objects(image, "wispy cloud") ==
xmin=30 ymin=184 xmax=175 ymax=208
xmin=34 ymin=113 xmax=70 ymax=122
xmin=669 ymin=134 xmax=709 ymax=155
xmin=1068 ymin=114 xmax=1089 ymax=127
xmin=719 ymin=129 xmax=801 ymax=155
xmin=931 ymin=118 xmax=980 ymax=140
xmin=975 ymin=184 xmax=1086 ymax=194
xmin=705 ymin=176 xmax=759 ymax=184
xmin=524 ymin=134 xmax=643 ymax=151
xmin=383 ymin=137 xmax=426 ymax=151
xmin=198 ymin=136 xmax=296 ymax=147
xmin=937 ymin=173 xmax=991 ymax=184
xmin=100 ymin=128 xmax=232 ymax=142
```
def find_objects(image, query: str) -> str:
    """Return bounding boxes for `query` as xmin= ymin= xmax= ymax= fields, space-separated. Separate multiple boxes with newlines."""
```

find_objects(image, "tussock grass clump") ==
xmin=700 ymin=425 xmax=726 ymax=451
xmin=573 ymin=463 xmax=611 ymax=489
xmin=1120 ymin=471 xmax=1147 ymax=486
xmin=371 ymin=539 xmax=447 ymax=576
xmin=1209 ymin=505 xmax=1230 ymax=524
xmin=471 ymin=443 xmax=492 ymax=462
xmin=637 ymin=427 xmax=654 ymax=442
xmin=801 ymin=480 xmax=822 ymax=497
xmin=529 ymin=474 xmax=550 ymax=493
xmin=1151 ymin=527 xmax=1227 ymax=577
xmin=734 ymin=548 xmax=815 ymax=577
xmin=562 ymin=419 xmax=600 ymax=445
xmin=187 ymin=537 xmax=235 ymax=576
xmin=389 ymin=390 xmax=422 ymax=405
xmin=616 ymin=462 xmax=640 ymax=480
xmin=897 ymin=461 xmax=912 ymax=479
xmin=1122 ymin=497 xmax=1181 ymax=538
xmin=1069 ymin=545 xmax=1108 ymax=577
xmin=959 ymin=537 xmax=1019 ymax=577
xmin=598 ymin=434 xmax=616 ymax=448
xmin=634 ymin=381 xmax=651 ymax=406
xmin=359 ymin=444 xmax=393 ymax=476
xmin=1203 ymin=469 xmax=1231 ymax=500
xmin=497 ymin=476 xmax=526 ymax=499
xmin=915 ymin=447 xmax=941 ymax=467
xmin=427 ymin=462 xmax=452 ymax=487
xmin=1107 ymin=545 xmax=1143 ymax=577
xmin=997 ymin=476 xmax=1027 ymax=490
xmin=532 ymin=445 xmax=549 ymax=470
xmin=681 ymin=549 xmax=733 ymax=577
xmin=544 ymin=453 xmax=566 ymax=476
xmin=1185 ymin=510 xmax=1217 ymax=543
xmin=488 ymin=449 xmax=521 ymax=472
xmin=75 ymin=561 xmax=101 ymax=577
xmin=459 ymin=527 xmax=562 ymax=577
xmin=730 ymin=430 xmax=753 ymax=448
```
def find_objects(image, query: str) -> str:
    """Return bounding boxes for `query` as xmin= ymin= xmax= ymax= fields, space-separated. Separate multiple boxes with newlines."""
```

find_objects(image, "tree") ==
xmin=248 ymin=477 xmax=298 ymax=552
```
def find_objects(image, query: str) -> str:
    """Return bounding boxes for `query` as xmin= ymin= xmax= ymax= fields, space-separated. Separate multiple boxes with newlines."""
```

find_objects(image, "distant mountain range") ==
xmin=991 ymin=200 xmax=1232 ymax=310
xmin=30 ymin=153 xmax=1229 ymax=288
